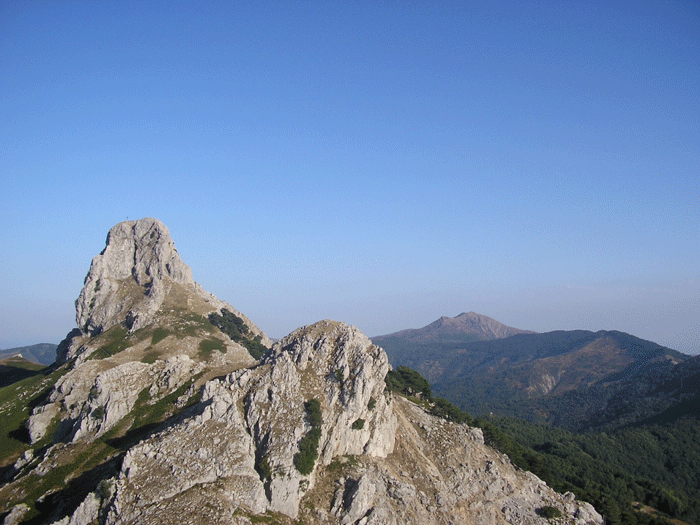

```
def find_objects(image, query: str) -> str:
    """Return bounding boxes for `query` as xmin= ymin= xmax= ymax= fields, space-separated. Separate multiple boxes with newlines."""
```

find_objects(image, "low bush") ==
xmin=351 ymin=418 xmax=365 ymax=430
xmin=385 ymin=366 xmax=472 ymax=424
xmin=537 ymin=506 xmax=562 ymax=519
xmin=209 ymin=309 xmax=269 ymax=360
xmin=294 ymin=399 xmax=322 ymax=475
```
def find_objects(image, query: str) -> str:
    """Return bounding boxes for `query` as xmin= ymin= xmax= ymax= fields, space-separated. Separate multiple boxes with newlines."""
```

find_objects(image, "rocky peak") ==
xmin=202 ymin=320 xmax=397 ymax=517
xmin=448 ymin=311 xmax=532 ymax=339
xmin=2 ymin=219 xmax=603 ymax=525
xmin=75 ymin=218 xmax=194 ymax=335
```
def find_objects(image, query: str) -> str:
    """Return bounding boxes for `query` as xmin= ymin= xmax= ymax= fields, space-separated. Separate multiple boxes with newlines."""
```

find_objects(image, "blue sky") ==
xmin=1 ymin=1 xmax=698 ymax=354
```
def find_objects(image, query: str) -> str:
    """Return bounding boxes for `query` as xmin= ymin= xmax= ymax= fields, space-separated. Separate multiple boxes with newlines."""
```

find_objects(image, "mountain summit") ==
xmin=0 ymin=219 xmax=602 ymax=525
xmin=57 ymin=217 xmax=270 ymax=366
xmin=76 ymin=217 xmax=194 ymax=335
xmin=374 ymin=312 xmax=535 ymax=344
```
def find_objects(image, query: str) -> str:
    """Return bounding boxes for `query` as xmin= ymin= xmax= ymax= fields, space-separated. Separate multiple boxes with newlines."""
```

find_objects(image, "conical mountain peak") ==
xmin=75 ymin=218 xmax=194 ymax=335
xmin=375 ymin=312 xmax=535 ymax=344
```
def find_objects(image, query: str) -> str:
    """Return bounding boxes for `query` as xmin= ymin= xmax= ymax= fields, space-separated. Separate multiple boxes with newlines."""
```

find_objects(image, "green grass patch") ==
xmin=198 ymin=338 xmax=225 ymax=360
xmin=151 ymin=327 xmax=170 ymax=345
xmin=0 ymin=367 xmax=67 ymax=465
xmin=0 ymin=358 xmax=45 ymax=387
xmin=351 ymin=418 xmax=365 ymax=430
xmin=141 ymin=351 xmax=159 ymax=364
xmin=294 ymin=399 xmax=322 ymax=475
xmin=173 ymin=311 xmax=215 ymax=338
xmin=87 ymin=326 xmax=130 ymax=361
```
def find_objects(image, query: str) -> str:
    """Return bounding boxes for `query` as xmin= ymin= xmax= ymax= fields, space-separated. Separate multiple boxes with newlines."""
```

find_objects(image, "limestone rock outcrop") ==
xmin=72 ymin=217 xmax=269 ymax=347
xmin=76 ymin=218 xmax=193 ymax=335
xmin=22 ymin=318 xmax=603 ymax=525
xmin=77 ymin=320 xmax=396 ymax=523
xmin=25 ymin=217 xmax=271 ymax=448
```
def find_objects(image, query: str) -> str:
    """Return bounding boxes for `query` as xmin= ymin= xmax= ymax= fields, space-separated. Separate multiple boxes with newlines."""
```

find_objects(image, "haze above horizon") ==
xmin=1 ymin=1 xmax=698 ymax=354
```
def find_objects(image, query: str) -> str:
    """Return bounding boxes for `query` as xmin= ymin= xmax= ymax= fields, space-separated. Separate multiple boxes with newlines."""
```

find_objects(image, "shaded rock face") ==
xmin=325 ymin=397 xmax=602 ymax=525
xmin=76 ymin=218 xmax=194 ymax=335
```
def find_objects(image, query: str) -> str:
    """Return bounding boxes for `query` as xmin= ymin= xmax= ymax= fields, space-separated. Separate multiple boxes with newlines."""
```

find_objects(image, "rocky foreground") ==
xmin=1 ymin=218 xmax=602 ymax=525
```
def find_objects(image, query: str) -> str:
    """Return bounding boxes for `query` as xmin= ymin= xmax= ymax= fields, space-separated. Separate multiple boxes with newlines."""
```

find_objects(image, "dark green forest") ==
xmin=385 ymin=366 xmax=470 ymax=424
xmin=476 ymin=415 xmax=698 ymax=525
xmin=208 ymin=309 xmax=269 ymax=360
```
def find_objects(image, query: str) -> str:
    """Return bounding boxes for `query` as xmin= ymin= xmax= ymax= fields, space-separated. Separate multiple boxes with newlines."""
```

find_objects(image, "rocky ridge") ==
xmin=1 ymin=218 xmax=602 ymax=525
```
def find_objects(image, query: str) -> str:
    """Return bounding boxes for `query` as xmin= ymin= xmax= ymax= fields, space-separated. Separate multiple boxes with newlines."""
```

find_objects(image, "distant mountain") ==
xmin=532 ymin=350 xmax=700 ymax=431
xmin=373 ymin=311 xmax=535 ymax=346
xmin=477 ymin=353 xmax=700 ymax=525
xmin=376 ymin=321 xmax=689 ymax=423
xmin=0 ymin=355 xmax=46 ymax=388
xmin=0 ymin=343 xmax=57 ymax=366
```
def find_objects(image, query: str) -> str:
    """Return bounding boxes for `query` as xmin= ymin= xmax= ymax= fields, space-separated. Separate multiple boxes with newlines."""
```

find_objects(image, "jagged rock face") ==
xmin=88 ymin=320 xmax=396 ymax=523
xmin=28 ymin=355 xmax=203 ymax=444
xmin=76 ymin=218 xmax=194 ymax=335
xmin=26 ymin=217 xmax=273 ymax=446
xmin=323 ymin=396 xmax=602 ymax=525
xmin=29 ymin=321 xmax=602 ymax=525
xmin=60 ymin=217 xmax=270 ymax=366
xmin=241 ymin=321 xmax=396 ymax=516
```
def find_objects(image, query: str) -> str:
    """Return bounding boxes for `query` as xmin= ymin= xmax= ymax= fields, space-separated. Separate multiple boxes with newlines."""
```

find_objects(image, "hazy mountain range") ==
xmin=0 ymin=344 xmax=58 ymax=366
xmin=374 ymin=313 xmax=700 ymax=525
xmin=373 ymin=313 xmax=691 ymax=424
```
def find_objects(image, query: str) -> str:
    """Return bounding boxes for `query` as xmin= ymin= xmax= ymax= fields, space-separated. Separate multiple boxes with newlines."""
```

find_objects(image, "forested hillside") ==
xmin=385 ymin=365 xmax=698 ymax=525
xmin=477 ymin=415 xmax=699 ymax=525
xmin=0 ymin=344 xmax=57 ymax=366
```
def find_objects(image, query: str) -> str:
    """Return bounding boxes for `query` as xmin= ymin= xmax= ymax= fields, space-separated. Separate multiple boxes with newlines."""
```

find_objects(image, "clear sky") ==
xmin=1 ymin=1 xmax=698 ymax=354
